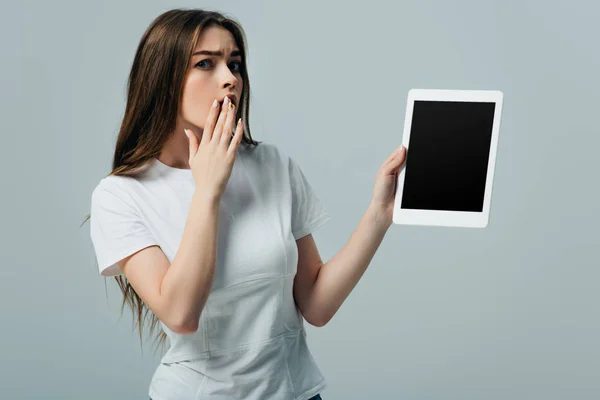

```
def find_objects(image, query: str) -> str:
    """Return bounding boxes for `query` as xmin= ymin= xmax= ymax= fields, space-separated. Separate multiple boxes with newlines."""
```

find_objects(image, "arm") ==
xmin=293 ymin=204 xmax=390 ymax=327
xmin=120 ymin=192 xmax=220 ymax=334
xmin=293 ymin=144 xmax=405 ymax=327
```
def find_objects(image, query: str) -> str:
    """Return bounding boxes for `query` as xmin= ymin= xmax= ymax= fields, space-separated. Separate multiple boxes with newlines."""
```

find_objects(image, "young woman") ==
xmin=86 ymin=8 xmax=406 ymax=400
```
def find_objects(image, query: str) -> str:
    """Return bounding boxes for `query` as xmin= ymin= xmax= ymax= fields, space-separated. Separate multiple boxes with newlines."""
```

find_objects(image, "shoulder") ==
xmin=92 ymin=174 xmax=135 ymax=196
xmin=90 ymin=174 xmax=139 ymax=209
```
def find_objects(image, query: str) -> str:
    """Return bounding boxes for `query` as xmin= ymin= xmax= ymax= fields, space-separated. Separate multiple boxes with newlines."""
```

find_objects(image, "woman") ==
xmin=86 ymin=8 xmax=407 ymax=400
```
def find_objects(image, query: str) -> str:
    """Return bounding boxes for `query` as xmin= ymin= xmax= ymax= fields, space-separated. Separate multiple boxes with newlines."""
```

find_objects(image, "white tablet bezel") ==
xmin=392 ymin=89 xmax=504 ymax=228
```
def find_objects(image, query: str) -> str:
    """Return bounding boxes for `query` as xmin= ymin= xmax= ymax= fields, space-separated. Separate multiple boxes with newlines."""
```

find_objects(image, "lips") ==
xmin=219 ymin=95 xmax=237 ymax=106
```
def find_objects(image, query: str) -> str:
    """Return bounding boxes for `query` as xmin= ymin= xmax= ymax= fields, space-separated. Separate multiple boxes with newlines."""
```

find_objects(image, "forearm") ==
xmin=311 ymin=204 xmax=390 ymax=325
xmin=160 ymin=192 xmax=220 ymax=331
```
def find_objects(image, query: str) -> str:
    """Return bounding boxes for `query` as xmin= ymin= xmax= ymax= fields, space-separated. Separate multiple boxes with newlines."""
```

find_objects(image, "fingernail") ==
xmin=223 ymin=96 xmax=229 ymax=106
xmin=212 ymin=99 xmax=218 ymax=108
xmin=238 ymin=118 xmax=242 ymax=126
xmin=184 ymin=129 xmax=190 ymax=138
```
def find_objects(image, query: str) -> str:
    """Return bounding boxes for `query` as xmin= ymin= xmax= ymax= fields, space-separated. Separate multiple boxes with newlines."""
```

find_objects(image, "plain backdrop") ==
xmin=1 ymin=0 xmax=599 ymax=399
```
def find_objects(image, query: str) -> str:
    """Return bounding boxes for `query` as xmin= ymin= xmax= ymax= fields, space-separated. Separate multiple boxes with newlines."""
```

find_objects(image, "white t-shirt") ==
xmin=89 ymin=141 xmax=332 ymax=400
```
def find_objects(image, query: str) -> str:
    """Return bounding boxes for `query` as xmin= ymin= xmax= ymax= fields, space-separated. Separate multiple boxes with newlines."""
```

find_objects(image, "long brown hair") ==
xmin=81 ymin=8 xmax=260 ymax=354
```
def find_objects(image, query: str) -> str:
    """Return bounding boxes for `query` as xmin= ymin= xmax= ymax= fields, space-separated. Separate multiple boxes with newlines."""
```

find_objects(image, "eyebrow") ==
xmin=192 ymin=50 xmax=241 ymax=57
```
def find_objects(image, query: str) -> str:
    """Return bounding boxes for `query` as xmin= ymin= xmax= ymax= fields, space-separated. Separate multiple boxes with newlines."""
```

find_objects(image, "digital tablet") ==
xmin=392 ymin=89 xmax=504 ymax=228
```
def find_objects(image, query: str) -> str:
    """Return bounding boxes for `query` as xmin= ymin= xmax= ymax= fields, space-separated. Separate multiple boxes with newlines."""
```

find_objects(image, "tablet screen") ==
xmin=401 ymin=100 xmax=496 ymax=212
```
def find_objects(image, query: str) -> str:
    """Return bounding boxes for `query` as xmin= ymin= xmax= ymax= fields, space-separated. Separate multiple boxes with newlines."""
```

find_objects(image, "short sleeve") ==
xmin=89 ymin=183 xmax=158 ymax=276
xmin=288 ymin=156 xmax=332 ymax=240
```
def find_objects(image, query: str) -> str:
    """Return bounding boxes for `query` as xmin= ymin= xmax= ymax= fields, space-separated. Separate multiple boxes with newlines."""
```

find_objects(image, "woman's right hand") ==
xmin=184 ymin=97 xmax=244 ymax=201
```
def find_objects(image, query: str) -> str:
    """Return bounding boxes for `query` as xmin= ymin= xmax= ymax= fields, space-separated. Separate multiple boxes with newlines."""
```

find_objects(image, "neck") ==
xmin=157 ymin=126 xmax=203 ymax=169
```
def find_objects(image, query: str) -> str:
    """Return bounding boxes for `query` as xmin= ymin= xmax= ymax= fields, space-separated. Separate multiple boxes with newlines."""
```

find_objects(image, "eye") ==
xmin=195 ymin=59 xmax=242 ymax=73
xmin=195 ymin=59 xmax=213 ymax=69
xmin=229 ymin=61 xmax=242 ymax=73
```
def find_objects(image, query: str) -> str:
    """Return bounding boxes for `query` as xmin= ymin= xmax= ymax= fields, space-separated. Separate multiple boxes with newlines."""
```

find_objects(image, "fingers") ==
xmin=390 ymin=146 xmax=407 ymax=172
xmin=384 ymin=151 xmax=397 ymax=164
xmin=220 ymin=101 xmax=237 ymax=147
xmin=184 ymin=128 xmax=198 ymax=159
xmin=386 ymin=145 xmax=406 ymax=164
xmin=397 ymin=145 xmax=407 ymax=161
xmin=211 ymin=97 xmax=231 ymax=145
xmin=381 ymin=145 xmax=407 ymax=175
xmin=202 ymin=99 xmax=221 ymax=145
xmin=227 ymin=117 xmax=244 ymax=155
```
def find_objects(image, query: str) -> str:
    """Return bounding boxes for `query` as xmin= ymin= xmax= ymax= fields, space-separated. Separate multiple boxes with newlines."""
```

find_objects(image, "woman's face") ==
xmin=179 ymin=25 xmax=243 ymax=133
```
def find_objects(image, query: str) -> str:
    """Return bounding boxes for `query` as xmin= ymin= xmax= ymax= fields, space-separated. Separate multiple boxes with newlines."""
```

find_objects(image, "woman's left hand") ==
xmin=369 ymin=145 xmax=407 ymax=228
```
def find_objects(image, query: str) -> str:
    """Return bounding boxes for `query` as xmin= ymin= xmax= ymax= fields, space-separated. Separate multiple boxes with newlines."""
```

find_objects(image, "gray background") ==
xmin=1 ymin=0 xmax=598 ymax=399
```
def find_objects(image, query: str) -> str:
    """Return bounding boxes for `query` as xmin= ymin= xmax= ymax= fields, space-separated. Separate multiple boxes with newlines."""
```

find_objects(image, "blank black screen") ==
xmin=400 ymin=101 xmax=496 ymax=212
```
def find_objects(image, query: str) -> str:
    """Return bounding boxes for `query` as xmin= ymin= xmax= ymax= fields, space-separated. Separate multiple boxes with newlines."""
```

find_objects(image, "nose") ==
xmin=220 ymin=64 xmax=239 ymax=90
